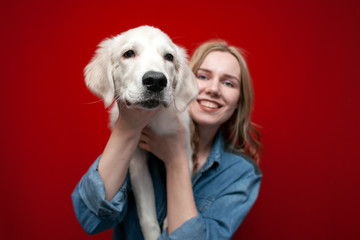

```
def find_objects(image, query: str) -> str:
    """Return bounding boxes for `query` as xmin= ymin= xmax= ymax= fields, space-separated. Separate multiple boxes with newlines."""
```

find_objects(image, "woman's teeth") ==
xmin=199 ymin=100 xmax=219 ymax=109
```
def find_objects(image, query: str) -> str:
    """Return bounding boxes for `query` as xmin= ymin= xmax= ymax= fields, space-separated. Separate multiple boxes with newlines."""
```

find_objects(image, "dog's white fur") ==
xmin=84 ymin=26 xmax=198 ymax=240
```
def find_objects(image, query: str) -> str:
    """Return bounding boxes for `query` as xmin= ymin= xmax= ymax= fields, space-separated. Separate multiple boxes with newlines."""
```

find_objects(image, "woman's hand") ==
xmin=115 ymin=101 xmax=161 ymax=135
xmin=138 ymin=117 xmax=189 ymax=168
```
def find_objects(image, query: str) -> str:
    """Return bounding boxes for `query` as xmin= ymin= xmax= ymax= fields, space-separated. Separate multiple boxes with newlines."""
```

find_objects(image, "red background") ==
xmin=1 ymin=0 xmax=359 ymax=239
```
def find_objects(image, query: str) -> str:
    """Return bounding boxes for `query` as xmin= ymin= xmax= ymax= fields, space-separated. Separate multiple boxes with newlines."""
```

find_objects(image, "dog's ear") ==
xmin=84 ymin=38 xmax=115 ymax=108
xmin=173 ymin=46 xmax=198 ymax=112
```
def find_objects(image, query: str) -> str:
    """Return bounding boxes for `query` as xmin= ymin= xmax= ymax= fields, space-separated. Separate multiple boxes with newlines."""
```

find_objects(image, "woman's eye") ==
xmin=123 ymin=50 xmax=135 ymax=58
xmin=197 ymin=75 xmax=208 ymax=80
xmin=223 ymin=81 xmax=234 ymax=88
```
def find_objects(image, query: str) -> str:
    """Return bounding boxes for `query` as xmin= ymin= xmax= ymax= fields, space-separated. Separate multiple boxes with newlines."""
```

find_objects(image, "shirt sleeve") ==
xmin=71 ymin=156 xmax=130 ymax=234
xmin=158 ymin=168 xmax=262 ymax=240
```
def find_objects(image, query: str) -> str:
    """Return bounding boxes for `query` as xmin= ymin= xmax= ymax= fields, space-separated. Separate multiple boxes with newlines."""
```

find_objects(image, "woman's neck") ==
xmin=195 ymin=125 xmax=219 ymax=172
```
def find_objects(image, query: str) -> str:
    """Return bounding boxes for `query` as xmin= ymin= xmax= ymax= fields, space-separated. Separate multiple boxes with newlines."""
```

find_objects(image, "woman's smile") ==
xmin=198 ymin=99 xmax=222 ymax=110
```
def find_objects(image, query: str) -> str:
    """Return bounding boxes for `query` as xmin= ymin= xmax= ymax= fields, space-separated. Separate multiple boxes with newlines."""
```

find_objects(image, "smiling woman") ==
xmin=72 ymin=36 xmax=262 ymax=239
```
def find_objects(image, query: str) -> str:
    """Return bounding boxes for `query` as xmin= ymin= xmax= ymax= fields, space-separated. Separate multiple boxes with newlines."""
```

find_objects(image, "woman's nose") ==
xmin=205 ymin=79 xmax=221 ymax=97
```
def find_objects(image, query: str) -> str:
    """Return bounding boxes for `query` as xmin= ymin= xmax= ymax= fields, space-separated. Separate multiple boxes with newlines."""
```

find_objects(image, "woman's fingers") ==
xmin=138 ymin=141 xmax=150 ymax=152
xmin=138 ymin=127 xmax=155 ymax=151
xmin=142 ymin=126 xmax=155 ymax=136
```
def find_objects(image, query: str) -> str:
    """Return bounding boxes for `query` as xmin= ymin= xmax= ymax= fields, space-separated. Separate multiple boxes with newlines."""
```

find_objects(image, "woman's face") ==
xmin=190 ymin=51 xmax=241 ymax=130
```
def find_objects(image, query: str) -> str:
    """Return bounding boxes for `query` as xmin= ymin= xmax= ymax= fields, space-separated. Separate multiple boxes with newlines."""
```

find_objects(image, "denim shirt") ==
xmin=71 ymin=132 xmax=262 ymax=239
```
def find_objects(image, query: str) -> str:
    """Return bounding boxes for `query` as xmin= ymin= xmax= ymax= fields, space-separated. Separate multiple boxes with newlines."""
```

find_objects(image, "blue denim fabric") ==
xmin=71 ymin=131 xmax=262 ymax=239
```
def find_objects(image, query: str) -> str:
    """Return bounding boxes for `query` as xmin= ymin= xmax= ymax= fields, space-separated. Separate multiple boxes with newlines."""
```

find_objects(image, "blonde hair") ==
xmin=190 ymin=40 xmax=262 ymax=162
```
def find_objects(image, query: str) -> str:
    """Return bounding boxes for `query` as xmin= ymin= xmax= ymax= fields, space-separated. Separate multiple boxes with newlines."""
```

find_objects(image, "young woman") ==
xmin=72 ymin=40 xmax=262 ymax=239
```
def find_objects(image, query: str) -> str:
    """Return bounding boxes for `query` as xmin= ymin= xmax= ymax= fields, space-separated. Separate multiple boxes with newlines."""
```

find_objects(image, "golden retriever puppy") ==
xmin=84 ymin=26 xmax=197 ymax=240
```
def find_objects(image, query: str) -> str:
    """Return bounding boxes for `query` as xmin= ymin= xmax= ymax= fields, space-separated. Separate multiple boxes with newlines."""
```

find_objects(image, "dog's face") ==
xmin=84 ymin=26 xmax=198 ymax=111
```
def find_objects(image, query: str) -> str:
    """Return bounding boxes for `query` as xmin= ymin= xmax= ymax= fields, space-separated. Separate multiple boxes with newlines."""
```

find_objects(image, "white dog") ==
xmin=84 ymin=26 xmax=198 ymax=240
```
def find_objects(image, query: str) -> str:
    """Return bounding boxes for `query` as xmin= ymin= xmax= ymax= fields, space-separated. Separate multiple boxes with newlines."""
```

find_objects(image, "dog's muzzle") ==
xmin=142 ymin=71 xmax=167 ymax=92
xmin=125 ymin=71 xmax=169 ymax=109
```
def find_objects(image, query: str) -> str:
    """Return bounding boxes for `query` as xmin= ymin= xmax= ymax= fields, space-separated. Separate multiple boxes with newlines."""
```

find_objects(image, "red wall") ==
xmin=1 ymin=0 xmax=359 ymax=239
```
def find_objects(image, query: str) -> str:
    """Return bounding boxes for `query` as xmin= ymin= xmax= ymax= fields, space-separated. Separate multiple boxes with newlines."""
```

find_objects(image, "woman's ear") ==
xmin=173 ymin=46 xmax=198 ymax=112
xmin=84 ymin=38 xmax=115 ymax=108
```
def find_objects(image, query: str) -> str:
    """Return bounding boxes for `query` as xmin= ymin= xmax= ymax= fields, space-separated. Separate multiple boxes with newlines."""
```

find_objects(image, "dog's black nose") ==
xmin=142 ymin=71 xmax=167 ymax=92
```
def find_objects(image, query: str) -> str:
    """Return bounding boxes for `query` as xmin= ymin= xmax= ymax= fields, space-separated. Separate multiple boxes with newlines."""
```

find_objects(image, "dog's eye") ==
xmin=123 ymin=50 xmax=135 ymax=58
xmin=164 ymin=53 xmax=174 ymax=62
